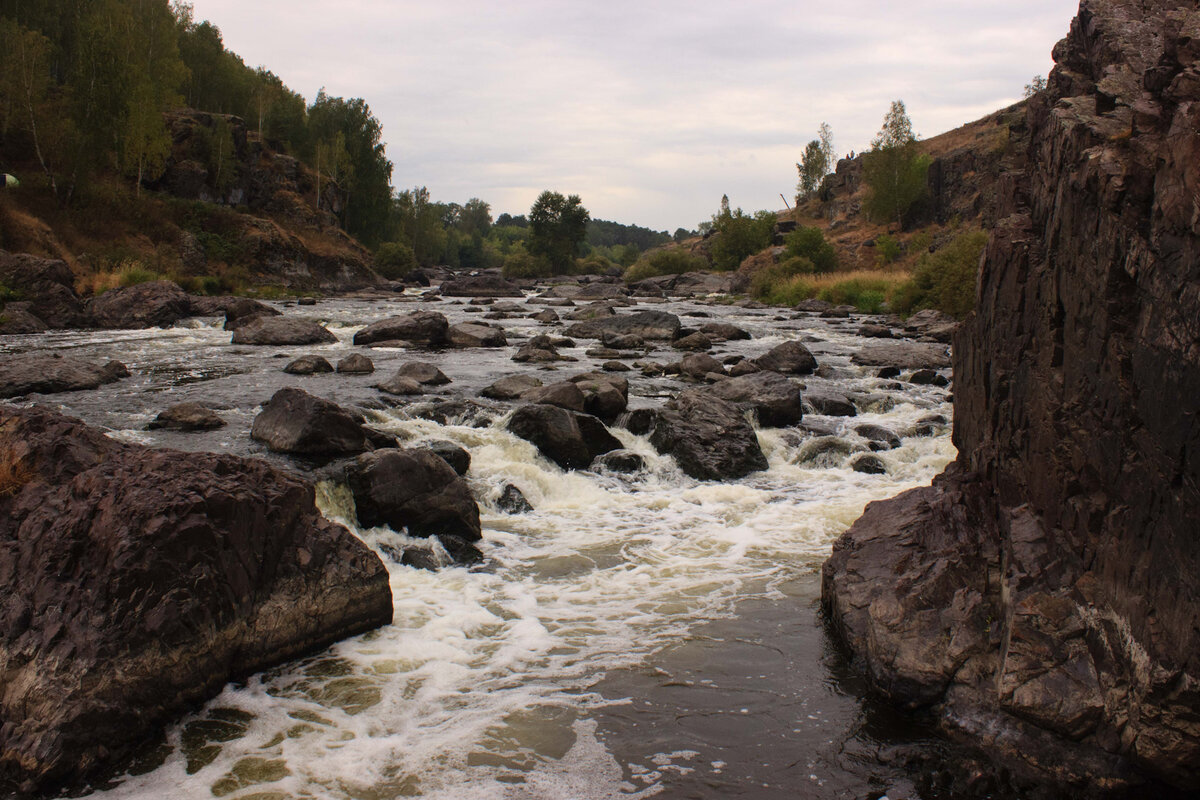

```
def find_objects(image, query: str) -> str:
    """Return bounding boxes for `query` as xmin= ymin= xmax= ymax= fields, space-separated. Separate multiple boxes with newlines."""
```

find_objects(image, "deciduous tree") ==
xmin=527 ymin=190 xmax=589 ymax=273
xmin=862 ymin=100 xmax=929 ymax=228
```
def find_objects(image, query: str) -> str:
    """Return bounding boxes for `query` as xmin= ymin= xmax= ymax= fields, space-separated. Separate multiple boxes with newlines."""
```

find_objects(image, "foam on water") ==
xmin=77 ymin=398 xmax=954 ymax=800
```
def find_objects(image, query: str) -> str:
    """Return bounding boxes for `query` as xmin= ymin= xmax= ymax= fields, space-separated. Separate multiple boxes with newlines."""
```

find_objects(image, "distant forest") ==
xmin=0 ymin=0 xmax=675 ymax=271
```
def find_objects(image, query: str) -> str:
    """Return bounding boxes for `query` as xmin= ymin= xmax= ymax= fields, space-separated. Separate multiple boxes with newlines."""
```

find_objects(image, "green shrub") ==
xmin=784 ymin=226 xmax=838 ymax=273
xmin=892 ymin=229 xmax=987 ymax=318
xmin=502 ymin=249 xmax=552 ymax=279
xmin=118 ymin=264 xmax=163 ymax=287
xmin=0 ymin=281 xmax=20 ymax=303
xmin=574 ymin=253 xmax=614 ymax=275
xmin=816 ymin=277 xmax=896 ymax=311
xmin=874 ymin=234 xmax=902 ymax=266
xmin=709 ymin=209 xmax=776 ymax=270
xmin=750 ymin=256 xmax=815 ymax=300
xmin=623 ymin=248 xmax=707 ymax=284
xmin=374 ymin=241 xmax=417 ymax=279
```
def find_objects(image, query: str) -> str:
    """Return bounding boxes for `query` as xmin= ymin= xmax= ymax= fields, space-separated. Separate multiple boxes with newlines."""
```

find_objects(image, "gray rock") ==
xmin=754 ymin=340 xmax=818 ymax=375
xmin=347 ymin=448 xmax=481 ymax=540
xmin=507 ymin=404 xmax=621 ymax=470
xmin=250 ymin=387 xmax=371 ymax=455
xmin=481 ymin=374 xmax=543 ymax=399
xmin=0 ymin=354 xmax=128 ymax=398
xmin=353 ymin=311 xmax=449 ymax=347
xmin=284 ymin=355 xmax=334 ymax=375
xmin=146 ymin=402 xmax=225 ymax=431
xmin=649 ymin=391 xmax=767 ymax=480
xmin=708 ymin=371 xmax=805 ymax=427
xmin=449 ymin=322 xmax=507 ymax=347
xmin=231 ymin=316 xmax=337 ymax=346
xmin=336 ymin=354 xmax=375 ymax=374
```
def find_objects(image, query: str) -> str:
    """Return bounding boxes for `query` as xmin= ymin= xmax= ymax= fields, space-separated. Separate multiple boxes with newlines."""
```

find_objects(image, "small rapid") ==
xmin=1 ymin=294 xmax=954 ymax=798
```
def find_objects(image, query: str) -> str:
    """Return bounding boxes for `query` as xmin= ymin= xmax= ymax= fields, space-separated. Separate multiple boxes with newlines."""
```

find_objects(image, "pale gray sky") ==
xmin=187 ymin=0 xmax=1079 ymax=231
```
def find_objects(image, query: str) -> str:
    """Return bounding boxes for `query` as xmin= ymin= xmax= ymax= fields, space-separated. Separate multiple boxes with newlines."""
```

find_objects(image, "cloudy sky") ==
xmin=187 ymin=0 xmax=1079 ymax=232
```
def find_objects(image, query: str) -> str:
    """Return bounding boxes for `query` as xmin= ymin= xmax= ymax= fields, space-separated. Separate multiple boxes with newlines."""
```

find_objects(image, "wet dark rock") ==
xmin=858 ymin=323 xmax=894 ymax=338
xmin=393 ymin=361 xmax=451 ymax=385
xmin=296 ymin=296 xmax=317 ymax=306
xmin=564 ymin=310 xmax=682 ymax=341
xmin=680 ymin=353 xmax=724 ymax=379
xmin=728 ymin=358 xmax=760 ymax=377
xmin=424 ymin=440 xmax=470 ymax=475
xmin=85 ymin=280 xmax=193 ymax=329
xmin=564 ymin=302 xmax=617 ymax=321
xmin=0 ymin=406 xmax=392 ymax=794
xmin=0 ymin=302 xmax=48 ymax=334
xmin=672 ymin=331 xmax=712 ymax=351
xmin=602 ymin=360 xmax=630 ymax=372
xmin=595 ymin=449 xmax=645 ymax=474
xmin=569 ymin=372 xmax=629 ymax=423
xmin=507 ymin=404 xmax=621 ymax=470
xmin=449 ymin=321 xmax=507 ymax=347
xmin=0 ymin=353 xmax=128 ymax=398
xmin=250 ymin=387 xmax=373 ymax=455
xmin=849 ymin=453 xmax=887 ymax=474
xmin=481 ymin=374 xmax=543 ymax=399
xmin=902 ymin=309 xmax=959 ymax=343
xmin=600 ymin=332 xmax=646 ymax=350
xmin=231 ymin=316 xmax=337 ymax=346
xmin=908 ymin=369 xmax=941 ymax=385
xmin=793 ymin=298 xmax=831 ymax=313
xmin=439 ymin=275 xmax=524 ymax=297
xmin=222 ymin=298 xmax=280 ymax=330
xmin=374 ymin=376 xmax=423 ymax=396
xmin=700 ymin=322 xmax=751 ymax=341
xmin=336 ymin=354 xmax=375 ymax=374
xmin=795 ymin=435 xmax=862 ymax=466
xmin=708 ymin=370 xmax=805 ymax=428
xmin=146 ymin=402 xmax=225 ymax=431
xmin=825 ymin=4 xmax=1200 ymax=793
xmin=512 ymin=335 xmax=575 ymax=363
xmin=854 ymin=423 xmax=902 ymax=451
xmin=408 ymin=399 xmax=496 ymax=427
xmin=497 ymin=483 xmax=534 ymax=514
xmin=876 ymin=366 xmax=902 ymax=379
xmin=353 ymin=311 xmax=449 ymax=347
xmin=619 ymin=407 xmax=659 ymax=436
xmin=820 ymin=305 xmax=854 ymax=318
xmin=754 ymin=340 xmax=818 ymax=375
xmin=346 ymin=448 xmax=481 ymax=541
xmin=531 ymin=308 xmax=559 ymax=323
xmin=804 ymin=392 xmax=857 ymax=417
xmin=650 ymin=390 xmax=767 ymax=480
xmin=851 ymin=342 xmax=951 ymax=370
xmin=284 ymin=355 xmax=334 ymax=375
xmin=521 ymin=381 xmax=587 ymax=413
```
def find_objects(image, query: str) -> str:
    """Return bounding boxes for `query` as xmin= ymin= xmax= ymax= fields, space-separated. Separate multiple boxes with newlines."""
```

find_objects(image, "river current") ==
xmin=2 ymin=291 xmax=955 ymax=799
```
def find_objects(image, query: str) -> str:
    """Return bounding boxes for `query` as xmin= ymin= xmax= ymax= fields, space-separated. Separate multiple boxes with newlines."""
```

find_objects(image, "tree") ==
xmin=818 ymin=122 xmax=835 ymax=173
xmin=796 ymin=140 xmax=825 ymax=199
xmin=862 ymin=100 xmax=930 ymax=228
xmin=673 ymin=228 xmax=690 ymax=243
xmin=708 ymin=198 xmax=776 ymax=271
xmin=527 ymin=190 xmax=590 ymax=273
xmin=1024 ymin=75 xmax=1047 ymax=98
xmin=458 ymin=198 xmax=492 ymax=237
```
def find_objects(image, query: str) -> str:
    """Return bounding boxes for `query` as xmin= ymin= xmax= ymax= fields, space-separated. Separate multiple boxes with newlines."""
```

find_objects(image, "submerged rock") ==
xmin=0 ymin=354 xmax=129 ymax=398
xmin=0 ymin=406 xmax=392 ymax=794
xmin=497 ymin=483 xmax=534 ymax=514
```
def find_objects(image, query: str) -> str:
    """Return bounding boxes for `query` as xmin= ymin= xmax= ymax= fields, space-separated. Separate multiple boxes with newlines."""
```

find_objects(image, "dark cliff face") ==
xmin=823 ymin=1 xmax=1200 ymax=795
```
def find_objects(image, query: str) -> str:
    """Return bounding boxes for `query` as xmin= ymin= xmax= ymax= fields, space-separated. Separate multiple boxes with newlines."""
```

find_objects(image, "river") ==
xmin=1 ymin=290 xmax=955 ymax=799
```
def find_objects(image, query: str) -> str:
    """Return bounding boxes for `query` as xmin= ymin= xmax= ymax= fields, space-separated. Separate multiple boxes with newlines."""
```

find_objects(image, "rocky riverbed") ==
xmin=2 ymin=283 xmax=962 ymax=798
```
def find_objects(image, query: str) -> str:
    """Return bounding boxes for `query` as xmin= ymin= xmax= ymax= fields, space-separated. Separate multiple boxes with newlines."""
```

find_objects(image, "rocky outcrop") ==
xmin=84 ymin=280 xmax=194 ymax=329
xmin=0 ymin=354 xmax=129 ymax=398
xmin=0 ymin=251 xmax=85 ymax=329
xmin=822 ymin=3 xmax=1200 ymax=795
xmin=0 ymin=406 xmax=392 ymax=794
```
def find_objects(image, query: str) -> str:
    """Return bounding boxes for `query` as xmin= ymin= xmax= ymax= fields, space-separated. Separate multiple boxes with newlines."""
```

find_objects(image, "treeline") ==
xmin=0 ymin=0 xmax=392 ymax=244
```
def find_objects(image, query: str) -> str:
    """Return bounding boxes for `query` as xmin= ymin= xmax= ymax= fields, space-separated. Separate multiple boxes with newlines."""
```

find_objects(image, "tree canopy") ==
xmin=527 ymin=191 xmax=590 ymax=273
xmin=862 ymin=100 xmax=930 ymax=228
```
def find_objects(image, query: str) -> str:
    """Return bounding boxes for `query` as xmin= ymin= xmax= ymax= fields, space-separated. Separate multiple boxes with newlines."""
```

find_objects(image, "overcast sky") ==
xmin=187 ymin=0 xmax=1079 ymax=232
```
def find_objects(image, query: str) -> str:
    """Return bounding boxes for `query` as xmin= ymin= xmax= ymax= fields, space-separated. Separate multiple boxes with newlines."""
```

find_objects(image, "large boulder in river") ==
xmin=0 ymin=405 xmax=392 ymax=794
xmin=850 ymin=341 xmax=950 ymax=370
xmin=439 ymin=275 xmax=523 ymax=297
xmin=346 ymin=448 xmax=481 ymax=540
xmin=507 ymin=404 xmax=621 ymax=470
xmin=353 ymin=311 xmax=449 ymax=347
xmin=754 ymin=340 xmax=817 ymax=375
xmin=650 ymin=390 xmax=767 ymax=480
xmin=250 ymin=387 xmax=373 ymax=455
xmin=708 ymin=371 xmax=804 ymax=428
xmin=824 ymin=3 xmax=1200 ymax=793
xmin=564 ymin=310 xmax=682 ymax=341
xmin=449 ymin=321 xmax=507 ymax=347
xmin=0 ymin=353 xmax=128 ymax=398
xmin=222 ymin=297 xmax=280 ymax=331
xmin=569 ymin=371 xmax=629 ymax=423
xmin=146 ymin=402 xmax=225 ymax=431
xmin=231 ymin=316 xmax=337 ymax=345
xmin=85 ymin=280 xmax=194 ymax=329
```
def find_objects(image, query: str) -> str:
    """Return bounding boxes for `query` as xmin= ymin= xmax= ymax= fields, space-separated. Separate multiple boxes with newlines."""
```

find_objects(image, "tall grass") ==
xmin=757 ymin=269 xmax=912 ymax=313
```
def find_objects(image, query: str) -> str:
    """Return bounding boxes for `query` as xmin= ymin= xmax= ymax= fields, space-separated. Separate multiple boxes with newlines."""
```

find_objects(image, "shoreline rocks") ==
xmin=0 ymin=405 xmax=392 ymax=794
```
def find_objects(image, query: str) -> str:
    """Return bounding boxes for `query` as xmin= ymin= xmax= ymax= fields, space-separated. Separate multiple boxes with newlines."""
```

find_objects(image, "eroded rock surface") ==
xmin=823 ymin=3 xmax=1200 ymax=794
xmin=0 ymin=406 xmax=392 ymax=794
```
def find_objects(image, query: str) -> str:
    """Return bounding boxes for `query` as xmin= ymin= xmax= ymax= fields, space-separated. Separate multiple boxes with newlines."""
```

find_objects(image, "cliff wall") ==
xmin=822 ymin=1 xmax=1200 ymax=794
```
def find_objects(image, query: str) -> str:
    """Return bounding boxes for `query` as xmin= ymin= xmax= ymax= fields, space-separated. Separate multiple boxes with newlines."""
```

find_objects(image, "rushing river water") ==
xmin=2 ymin=291 xmax=955 ymax=799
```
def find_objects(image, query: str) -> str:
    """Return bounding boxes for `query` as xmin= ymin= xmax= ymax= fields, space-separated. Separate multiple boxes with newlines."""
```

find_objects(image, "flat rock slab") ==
xmin=0 ymin=353 xmax=129 ymax=398
xmin=231 ymin=316 xmax=337 ymax=346
xmin=564 ymin=310 xmax=682 ymax=341
xmin=85 ymin=280 xmax=194 ymax=329
xmin=851 ymin=342 xmax=951 ymax=370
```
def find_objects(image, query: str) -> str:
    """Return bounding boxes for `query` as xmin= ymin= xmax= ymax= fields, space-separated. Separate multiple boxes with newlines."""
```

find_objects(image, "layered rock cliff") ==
xmin=823 ymin=1 xmax=1200 ymax=795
